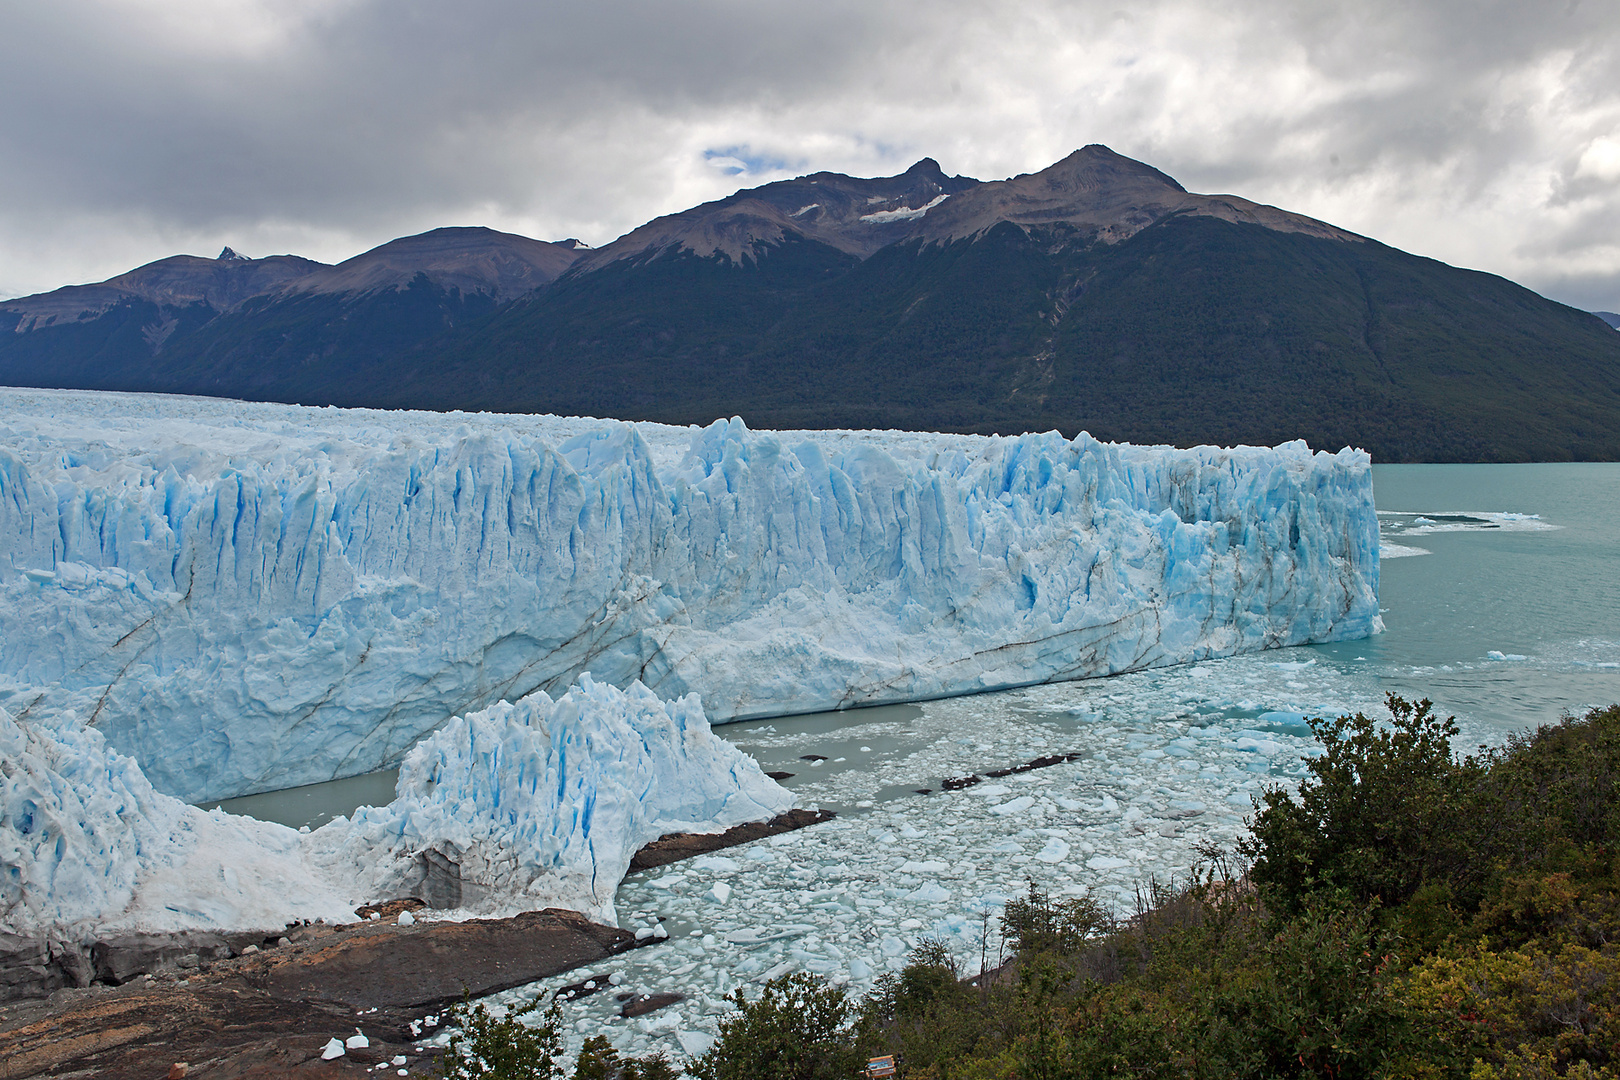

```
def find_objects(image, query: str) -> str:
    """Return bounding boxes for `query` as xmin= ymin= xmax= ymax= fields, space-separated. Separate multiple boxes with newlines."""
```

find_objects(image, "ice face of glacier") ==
xmin=0 ymin=389 xmax=1380 ymax=802
xmin=308 ymin=675 xmax=794 ymax=924
xmin=2 ymin=677 xmax=791 ymax=936
xmin=0 ymin=704 xmax=356 ymax=937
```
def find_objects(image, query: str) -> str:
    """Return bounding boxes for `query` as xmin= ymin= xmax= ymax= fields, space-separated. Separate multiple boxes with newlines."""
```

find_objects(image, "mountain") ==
xmin=573 ymin=157 xmax=978 ymax=269
xmin=278 ymin=226 xmax=583 ymax=300
xmin=0 ymin=227 xmax=582 ymax=399
xmin=3 ymin=148 xmax=1619 ymax=462
xmin=1595 ymin=311 xmax=1620 ymax=330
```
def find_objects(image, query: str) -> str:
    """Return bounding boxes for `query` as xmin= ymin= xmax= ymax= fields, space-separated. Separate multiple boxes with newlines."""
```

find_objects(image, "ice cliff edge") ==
xmin=0 ymin=389 xmax=1380 ymax=803
xmin=2 ymin=677 xmax=792 ymax=937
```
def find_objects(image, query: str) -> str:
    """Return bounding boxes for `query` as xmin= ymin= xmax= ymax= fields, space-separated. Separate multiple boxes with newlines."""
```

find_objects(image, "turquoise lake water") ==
xmin=1324 ymin=462 xmax=1620 ymax=736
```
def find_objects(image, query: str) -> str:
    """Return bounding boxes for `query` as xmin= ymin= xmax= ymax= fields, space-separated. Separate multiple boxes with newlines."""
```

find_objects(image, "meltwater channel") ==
xmin=212 ymin=462 xmax=1620 ymax=1063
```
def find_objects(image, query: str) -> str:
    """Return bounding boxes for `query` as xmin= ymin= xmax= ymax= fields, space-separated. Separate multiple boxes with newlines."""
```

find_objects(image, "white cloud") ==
xmin=1576 ymin=135 xmax=1620 ymax=182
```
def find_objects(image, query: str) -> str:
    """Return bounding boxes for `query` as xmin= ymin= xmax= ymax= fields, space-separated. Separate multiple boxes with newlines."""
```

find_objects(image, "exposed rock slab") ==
xmin=260 ymin=908 xmax=643 ymax=1009
xmin=0 ymin=907 xmax=640 ymax=1078
xmin=627 ymin=807 xmax=836 ymax=872
xmin=0 ymin=976 xmax=432 ymax=1079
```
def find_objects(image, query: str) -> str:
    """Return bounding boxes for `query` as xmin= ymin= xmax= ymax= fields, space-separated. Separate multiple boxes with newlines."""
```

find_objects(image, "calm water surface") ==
xmin=1321 ymin=462 xmax=1620 ymax=734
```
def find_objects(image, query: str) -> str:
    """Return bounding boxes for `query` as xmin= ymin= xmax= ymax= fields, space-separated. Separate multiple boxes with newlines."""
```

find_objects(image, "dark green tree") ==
xmin=689 ymin=971 xmax=862 ymax=1080
xmin=437 ymin=995 xmax=564 ymax=1080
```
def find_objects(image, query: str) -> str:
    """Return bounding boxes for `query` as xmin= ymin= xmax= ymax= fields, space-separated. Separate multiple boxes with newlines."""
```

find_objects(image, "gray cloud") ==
xmin=2 ymin=0 xmax=1617 ymax=312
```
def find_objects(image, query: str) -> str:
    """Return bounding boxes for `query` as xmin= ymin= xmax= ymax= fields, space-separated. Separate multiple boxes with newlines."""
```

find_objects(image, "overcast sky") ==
xmin=2 ymin=0 xmax=1617 ymax=310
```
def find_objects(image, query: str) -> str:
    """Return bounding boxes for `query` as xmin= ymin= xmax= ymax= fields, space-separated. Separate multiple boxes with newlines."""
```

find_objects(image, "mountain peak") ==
xmin=277 ymin=226 xmax=584 ymax=300
xmin=572 ymin=159 xmax=981 ymax=269
xmin=218 ymin=246 xmax=251 ymax=261
xmin=914 ymin=144 xmax=1353 ymax=246
xmin=1048 ymin=145 xmax=1188 ymax=193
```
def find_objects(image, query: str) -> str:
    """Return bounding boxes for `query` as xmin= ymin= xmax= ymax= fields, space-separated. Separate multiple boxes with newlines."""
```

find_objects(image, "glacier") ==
xmin=0 ymin=702 xmax=356 ymax=936
xmin=2 ymin=676 xmax=790 ymax=937
xmin=0 ymin=388 xmax=1380 ymax=803
xmin=307 ymin=675 xmax=793 ymax=923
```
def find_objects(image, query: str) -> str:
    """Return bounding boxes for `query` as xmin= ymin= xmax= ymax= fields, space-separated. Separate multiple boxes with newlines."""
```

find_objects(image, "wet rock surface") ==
xmin=261 ymin=908 xmax=644 ymax=1009
xmin=618 ymin=991 xmax=684 ymax=1018
xmin=353 ymin=898 xmax=427 ymax=922
xmin=626 ymin=807 xmax=835 ymax=872
xmin=0 ymin=975 xmax=437 ymax=1079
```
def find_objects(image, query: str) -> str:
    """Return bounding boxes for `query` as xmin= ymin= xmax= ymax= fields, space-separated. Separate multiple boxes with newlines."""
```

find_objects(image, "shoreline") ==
xmin=0 ymin=809 xmax=835 ymax=1078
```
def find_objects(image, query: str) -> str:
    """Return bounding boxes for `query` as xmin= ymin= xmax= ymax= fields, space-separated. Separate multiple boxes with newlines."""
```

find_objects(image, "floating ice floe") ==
xmin=483 ymin=657 xmax=1381 ymax=1067
xmin=0 ymin=388 xmax=1379 ymax=803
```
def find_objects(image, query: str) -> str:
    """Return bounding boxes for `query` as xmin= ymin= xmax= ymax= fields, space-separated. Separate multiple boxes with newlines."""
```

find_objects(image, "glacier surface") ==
xmin=0 ymin=388 xmax=1379 ymax=802
xmin=2 ymin=676 xmax=789 ymax=936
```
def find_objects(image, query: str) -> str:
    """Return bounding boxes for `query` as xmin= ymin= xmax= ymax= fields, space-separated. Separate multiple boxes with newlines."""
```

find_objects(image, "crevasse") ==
xmin=0 ymin=390 xmax=1380 ymax=803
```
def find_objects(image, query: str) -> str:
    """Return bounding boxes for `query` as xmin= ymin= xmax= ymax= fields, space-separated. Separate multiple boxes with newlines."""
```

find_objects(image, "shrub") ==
xmin=438 ymin=995 xmax=564 ymax=1080
xmin=1000 ymin=879 xmax=1114 ymax=958
xmin=1481 ymin=705 xmax=1620 ymax=864
xmin=1407 ymin=939 xmax=1620 ymax=1077
xmin=1243 ymin=695 xmax=1487 ymax=914
xmin=573 ymin=1036 xmax=677 ymax=1080
xmin=689 ymin=971 xmax=862 ymax=1080
xmin=858 ymin=939 xmax=993 ymax=1074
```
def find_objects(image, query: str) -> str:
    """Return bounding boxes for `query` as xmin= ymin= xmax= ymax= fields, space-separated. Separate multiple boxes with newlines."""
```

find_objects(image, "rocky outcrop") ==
xmin=0 ymin=933 xmax=93 ymax=1002
xmin=627 ymin=807 xmax=836 ymax=872
xmin=260 ymin=908 xmax=645 ymax=1010
xmin=0 ymin=908 xmax=647 ymax=1078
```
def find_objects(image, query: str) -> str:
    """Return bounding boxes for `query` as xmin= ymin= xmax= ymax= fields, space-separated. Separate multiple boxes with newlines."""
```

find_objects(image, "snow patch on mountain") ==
xmin=860 ymin=193 xmax=950 ymax=223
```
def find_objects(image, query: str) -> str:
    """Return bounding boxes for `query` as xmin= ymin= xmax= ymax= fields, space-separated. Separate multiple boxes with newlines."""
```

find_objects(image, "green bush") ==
xmin=572 ymin=1035 xmax=676 ymax=1080
xmin=858 ymin=939 xmax=995 ymax=1075
xmin=438 ymin=995 xmax=565 ymax=1080
xmin=1243 ymin=695 xmax=1488 ymax=914
xmin=1481 ymin=705 xmax=1620 ymax=861
xmin=689 ymin=971 xmax=863 ymax=1080
xmin=1000 ymin=880 xmax=1114 ymax=958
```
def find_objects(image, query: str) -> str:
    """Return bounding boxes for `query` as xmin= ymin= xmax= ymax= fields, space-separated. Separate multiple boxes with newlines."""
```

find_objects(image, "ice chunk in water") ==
xmin=1035 ymin=838 xmax=1071 ymax=863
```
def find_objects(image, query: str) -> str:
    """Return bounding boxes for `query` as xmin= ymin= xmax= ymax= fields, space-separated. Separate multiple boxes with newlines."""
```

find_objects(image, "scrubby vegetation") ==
xmin=454 ymin=697 xmax=1620 ymax=1078
xmin=701 ymin=697 xmax=1620 ymax=1078
xmin=437 ymin=995 xmax=566 ymax=1080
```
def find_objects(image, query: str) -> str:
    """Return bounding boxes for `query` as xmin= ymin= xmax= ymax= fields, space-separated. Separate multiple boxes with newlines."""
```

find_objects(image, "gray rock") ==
xmin=91 ymin=932 xmax=231 ymax=985
xmin=0 ymin=931 xmax=93 ymax=1002
xmin=407 ymin=847 xmax=486 ymax=910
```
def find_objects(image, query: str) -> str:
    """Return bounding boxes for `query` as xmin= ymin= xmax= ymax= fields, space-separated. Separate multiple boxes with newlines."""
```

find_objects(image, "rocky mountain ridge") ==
xmin=2 ymin=146 xmax=1618 ymax=462
xmin=0 ymin=146 xmax=1350 ymax=317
